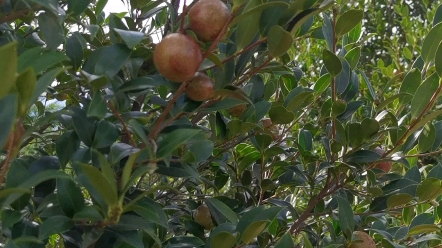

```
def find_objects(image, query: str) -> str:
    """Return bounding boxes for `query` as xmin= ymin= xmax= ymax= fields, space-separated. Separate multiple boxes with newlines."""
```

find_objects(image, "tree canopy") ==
xmin=1 ymin=0 xmax=442 ymax=247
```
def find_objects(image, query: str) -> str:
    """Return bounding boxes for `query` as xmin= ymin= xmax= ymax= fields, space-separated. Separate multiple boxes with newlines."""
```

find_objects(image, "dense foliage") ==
xmin=1 ymin=0 xmax=442 ymax=247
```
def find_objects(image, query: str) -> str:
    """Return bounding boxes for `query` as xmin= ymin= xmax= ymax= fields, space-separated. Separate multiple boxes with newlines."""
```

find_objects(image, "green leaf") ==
xmin=267 ymin=25 xmax=293 ymax=57
xmin=418 ymin=123 xmax=436 ymax=153
xmin=156 ymin=129 xmax=202 ymax=158
xmin=335 ymin=10 xmax=364 ymax=37
xmin=18 ymin=48 xmax=68 ymax=75
xmin=87 ymin=91 xmax=107 ymax=119
xmin=274 ymin=233 xmax=295 ymax=248
xmin=117 ymin=77 xmax=164 ymax=93
xmin=114 ymin=29 xmax=145 ymax=49
xmin=269 ymin=106 xmax=295 ymax=124
xmin=72 ymin=206 xmax=104 ymax=221
xmin=205 ymin=198 xmax=239 ymax=225
xmin=434 ymin=4 xmax=442 ymax=26
xmin=38 ymin=12 xmax=65 ymax=51
xmin=387 ymin=193 xmax=414 ymax=209
xmin=39 ymin=215 xmax=74 ymax=239
xmin=344 ymin=46 xmax=361 ymax=69
xmin=210 ymin=232 xmax=237 ymax=248
xmin=436 ymin=42 xmax=442 ymax=77
xmin=120 ymin=151 xmax=141 ymax=192
xmin=31 ymin=67 xmax=65 ymax=105
xmin=66 ymin=32 xmax=86 ymax=71
xmin=323 ymin=50 xmax=342 ymax=76
xmin=15 ymin=67 xmax=37 ymax=116
xmin=399 ymin=68 xmax=422 ymax=104
xmin=77 ymin=163 xmax=119 ymax=208
xmin=346 ymin=150 xmax=382 ymax=163
xmin=417 ymin=178 xmax=442 ymax=202
xmin=421 ymin=22 xmax=442 ymax=63
xmin=241 ymin=221 xmax=267 ymax=244
xmin=83 ymin=44 xmax=132 ymax=78
xmin=408 ymin=224 xmax=441 ymax=235
xmin=67 ymin=0 xmax=91 ymax=16
xmin=235 ymin=0 xmax=261 ymax=50
xmin=57 ymin=178 xmax=85 ymax=217
xmin=336 ymin=196 xmax=354 ymax=238
xmin=230 ymin=1 xmax=289 ymax=27
xmin=410 ymin=73 xmax=440 ymax=118
xmin=0 ymin=42 xmax=18 ymax=100
xmin=164 ymin=236 xmax=205 ymax=248
xmin=0 ymin=94 xmax=18 ymax=149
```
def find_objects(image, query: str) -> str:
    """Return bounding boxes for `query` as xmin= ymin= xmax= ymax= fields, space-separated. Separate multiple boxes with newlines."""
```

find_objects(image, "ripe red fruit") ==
xmin=186 ymin=72 xmax=215 ymax=101
xmin=188 ymin=0 xmax=232 ymax=42
xmin=373 ymin=147 xmax=393 ymax=172
xmin=153 ymin=33 xmax=203 ymax=82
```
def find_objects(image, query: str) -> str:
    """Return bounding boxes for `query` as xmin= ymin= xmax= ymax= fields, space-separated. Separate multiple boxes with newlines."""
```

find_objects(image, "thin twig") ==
xmin=0 ymin=133 xmax=15 ymax=187
xmin=148 ymin=82 xmax=188 ymax=139
xmin=235 ymin=57 xmax=273 ymax=86
xmin=107 ymin=102 xmax=138 ymax=147
xmin=179 ymin=0 xmax=186 ymax=33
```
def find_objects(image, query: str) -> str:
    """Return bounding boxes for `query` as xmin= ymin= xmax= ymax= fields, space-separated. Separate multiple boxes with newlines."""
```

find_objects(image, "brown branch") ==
xmin=202 ymin=38 xmax=267 ymax=71
xmin=107 ymin=102 xmax=138 ymax=147
xmin=0 ymin=133 xmax=16 ymax=186
xmin=148 ymin=82 xmax=188 ymax=139
xmin=0 ymin=9 xmax=31 ymax=24
xmin=179 ymin=0 xmax=186 ymax=33
xmin=289 ymin=175 xmax=342 ymax=235
xmin=384 ymin=79 xmax=442 ymax=158
xmin=234 ymin=57 xmax=273 ymax=86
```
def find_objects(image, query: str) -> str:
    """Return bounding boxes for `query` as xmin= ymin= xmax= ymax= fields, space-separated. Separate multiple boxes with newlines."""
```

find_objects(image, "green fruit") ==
xmin=186 ymin=72 xmax=215 ymax=101
xmin=153 ymin=33 xmax=203 ymax=82
xmin=188 ymin=0 xmax=231 ymax=42
xmin=349 ymin=231 xmax=376 ymax=248
xmin=194 ymin=205 xmax=215 ymax=229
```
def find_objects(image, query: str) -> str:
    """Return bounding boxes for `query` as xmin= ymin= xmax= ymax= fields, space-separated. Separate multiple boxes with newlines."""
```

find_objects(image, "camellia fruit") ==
xmin=194 ymin=205 xmax=215 ymax=229
xmin=153 ymin=33 xmax=203 ymax=82
xmin=188 ymin=0 xmax=231 ymax=42
xmin=349 ymin=231 xmax=376 ymax=248
xmin=185 ymin=72 xmax=214 ymax=101
xmin=373 ymin=147 xmax=393 ymax=172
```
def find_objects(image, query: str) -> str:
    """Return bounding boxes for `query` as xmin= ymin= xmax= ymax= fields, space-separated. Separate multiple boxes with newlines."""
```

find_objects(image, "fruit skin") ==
xmin=260 ymin=118 xmax=279 ymax=141
xmin=185 ymin=72 xmax=215 ymax=101
xmin=373 ymin=147 xmax=393 ymax=172
xmin=188 ymin=0 xmax=232 ymax=42
xmin=194 ymin=205 xmax=215 ymax=229
xmin=227 ymin=103 xmax=247 ymax=117
xmin=153 ymin=33 xmax=203 ymax=82
xmin=348 ymin=231 xmax=376 ymax=248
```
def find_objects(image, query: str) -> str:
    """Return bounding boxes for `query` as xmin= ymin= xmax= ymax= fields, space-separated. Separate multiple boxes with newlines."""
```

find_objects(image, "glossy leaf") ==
xmin=421 ymin=22 xmax=442 ymax=63
xmin=335 ymin=10 xmax=364 ymax=37
xmin=0 ymin=42 xmax=18 ymax=100
xmin=267 ymin=25 xmax=293 ymax=57
xmin=410 ymin=73 xmax=439 ymax=118
xmin=323 ymin=50 xmax=342 ymax=76
xmin=0 ymin=95 xmax=18 ymax=150
xmin=156 ymin=129 xmax=202 ymax=158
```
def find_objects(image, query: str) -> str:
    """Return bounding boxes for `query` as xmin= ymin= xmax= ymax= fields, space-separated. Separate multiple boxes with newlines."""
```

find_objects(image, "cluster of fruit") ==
xmin=153 ymin=0 xmax=231 ymax=102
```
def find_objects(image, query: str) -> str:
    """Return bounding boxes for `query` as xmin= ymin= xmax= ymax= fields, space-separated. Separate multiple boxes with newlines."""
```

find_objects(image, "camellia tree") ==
xmin=1 ymin=0 xmax=442 ymax=247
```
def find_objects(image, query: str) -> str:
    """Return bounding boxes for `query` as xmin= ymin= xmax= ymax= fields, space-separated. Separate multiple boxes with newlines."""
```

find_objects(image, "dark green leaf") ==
xmin=323 ymin=50 xmax=342 ymax=76
xmin=410 ymin=73 xmax=439 ymax=118
xmin=114 ymin=29 xmax=145 ymax=49
xmin=336 ymin=196 xmax=354 ymax=238
xmin=422 ymin=22 xmax=442 ymax=63
xmin=205 ymin=198 xmax=239 ymax=225
xmin=83 ymin=44 xmax=132 ymax=78
xmin=417 ymin=178 xmax=442 ymax=202
xmin=57 ymin=178 xmax=85 ymax=217
xmin=38 ymin=12 xmax=65 ymax=51
xmin=335 ymin=10 xmax=364 ymax=37
xmin=274 ymin=233 xmax=295 ymax=248
xmin=267 ymin=25 xmax=293 ymax=57
xmin=156 ymin=129 xmax=202 ymax=158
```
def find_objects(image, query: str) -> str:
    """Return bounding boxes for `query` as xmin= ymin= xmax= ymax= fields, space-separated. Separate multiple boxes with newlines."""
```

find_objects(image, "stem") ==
xmin=0 ymin=133 xmax=15 ymax=187
xmin=203 ymin=38 xmax=267 ymax=71
xmin=384 ymin=79 xmax=442 ymax=158
xmin=107 ymin=102 xmax=138 ymax=147
xmin=330 ymin=8 xmax=338 ymax=141
xmin=179 ymin=0 xmax=186 ymax=33
xmin=148 ymin=82 xmax=188 ymax=139
xmin=235 ymin=57 xmax=273 ymax=86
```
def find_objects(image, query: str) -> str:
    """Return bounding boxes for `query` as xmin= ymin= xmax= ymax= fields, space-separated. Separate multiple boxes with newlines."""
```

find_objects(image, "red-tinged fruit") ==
xmin=188 ymin=0 xmax=232 ymax=42
xmin=373 ymin=147 xmax=393 ymax=172
xmin=153 ymin=33 xmax=203 ymax=82
xmin=186 ymin=72 xmax=215 ymax=101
